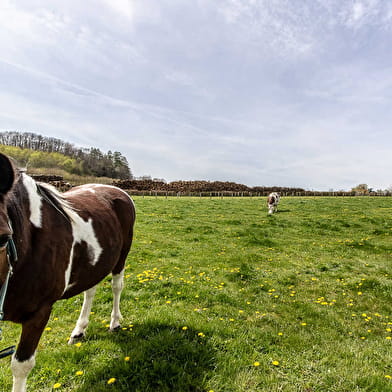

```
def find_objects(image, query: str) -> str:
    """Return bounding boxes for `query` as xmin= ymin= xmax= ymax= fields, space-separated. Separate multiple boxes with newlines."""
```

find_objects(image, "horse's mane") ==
xmin=36 ymin=182 xmax=74 ymax=222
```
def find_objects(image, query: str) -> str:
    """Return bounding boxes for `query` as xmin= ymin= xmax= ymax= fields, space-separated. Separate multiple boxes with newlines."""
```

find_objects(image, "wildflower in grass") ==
xmin=107 ymin=378 xmax=116 ymax=385
xmin=74 ymin=342 xmax=82 ymax=348
xmin=45 ymin=327 xmax=52 ymax=331
xmin=386 ymin=336 xmax=391 ymax=340
xmin=357 ymin=292 xmax=362 ymax=296
xmin=278 ymin=332 xmax=283 ymax=336
xmin=53 ymin=383 xmax=61 ymax=389
xmin=124 ymin=356 xmax=130 ymax=361
xmin=253 ymin=361 xmax=260 ymax=367
xmin=301 ymin=322 xmax=307 ymax=326
xmin=182 ymin=326 xmax=188 ymax=330
xmin=76 ymin=370 xmax=84 ymax=376
xmin=198 ymin=332 xmax=205 ymax=338
xmin=272 ymin=360 xmax=280 ymax=366
xmin=385 ymin=375 xmax=392 ymax=379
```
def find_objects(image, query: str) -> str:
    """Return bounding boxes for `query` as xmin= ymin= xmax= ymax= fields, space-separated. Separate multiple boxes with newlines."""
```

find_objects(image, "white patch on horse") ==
xmin=22 ymin=174 xmax=42 ymax=228
xmin=11 ymin=353 xmax=36 ymax=392
xmin=63 ymin=210 xmax=102 ymax=293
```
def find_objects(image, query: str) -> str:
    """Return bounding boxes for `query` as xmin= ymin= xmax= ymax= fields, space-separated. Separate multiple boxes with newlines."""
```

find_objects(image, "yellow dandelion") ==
xmin=182 ymin=326 xmax=188 ymax=330
xmin=45 ymin=327 xmax=52 ymax=332
xmin=198 ymin=332 xmax=205 ymax=338
xmin=53 ymin=383 xmax=62 ymax=389
xmin=124 ymin=356 xmax=130 ymax=361
xmin=272 ymin=360 xmax=280 ymax=366
xmin=278 ymin=332 xmax=283 ymax=336
xmin=386 ymin=336 xmax=391 ymax=340
xmin=107 ymin=378 xmax=116 ymax=385
xmin=253 ymin=361 xmax=260 ymax=367
xmin=385 ymin=375 xmax=392 ymax=379
xmin=75 ymin=370 xmax=84 ymax=376
xmin=74 ymin=342 xmax=82 ymax=348
xmin=301 ymin=322 xmax=307 ymax=326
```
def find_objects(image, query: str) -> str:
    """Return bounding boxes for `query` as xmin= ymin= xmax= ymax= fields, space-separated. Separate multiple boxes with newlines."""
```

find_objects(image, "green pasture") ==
xmin=1 ymin=196 xmax=392 ymax=391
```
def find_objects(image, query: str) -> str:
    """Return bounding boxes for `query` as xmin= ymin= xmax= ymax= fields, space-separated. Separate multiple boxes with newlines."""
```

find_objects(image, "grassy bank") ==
xmin=1 ymin=196 xmax=392 ymax=391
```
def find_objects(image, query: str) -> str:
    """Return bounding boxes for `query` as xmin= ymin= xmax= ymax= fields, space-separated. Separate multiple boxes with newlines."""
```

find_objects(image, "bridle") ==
xmin=0 ymin=223 xmax=18 ymax=359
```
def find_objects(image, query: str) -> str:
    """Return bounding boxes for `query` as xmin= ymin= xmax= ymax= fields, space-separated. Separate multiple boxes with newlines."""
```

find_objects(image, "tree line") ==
xmin=0 ymin=131 xmax=132 ymax=179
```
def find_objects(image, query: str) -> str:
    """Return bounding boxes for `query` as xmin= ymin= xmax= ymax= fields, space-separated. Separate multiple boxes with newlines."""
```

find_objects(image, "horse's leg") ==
xmin=11 ymin=306 xmax=52 ymax=392
xmin=110 ymin=269 xmax=124 ymax=331
xmin=68 ymin=286 xmax=97 ymax=344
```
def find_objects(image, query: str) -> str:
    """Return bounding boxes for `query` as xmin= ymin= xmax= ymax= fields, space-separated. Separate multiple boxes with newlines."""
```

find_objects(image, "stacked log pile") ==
xmin=31 ymin=175 xmax=72 ymax=191
xmin=111 ymin=179 xmax=306 ymax=195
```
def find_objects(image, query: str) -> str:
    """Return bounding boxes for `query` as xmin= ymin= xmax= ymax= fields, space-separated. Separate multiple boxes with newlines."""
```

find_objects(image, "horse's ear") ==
xmin=0 ymin=153 xmax=15 ymax=195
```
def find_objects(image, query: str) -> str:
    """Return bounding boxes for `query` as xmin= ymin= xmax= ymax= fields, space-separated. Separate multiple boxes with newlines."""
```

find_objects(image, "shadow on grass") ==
xmin=70 ymin=322 xmax=216 ymax=392
xmin=274 ymin=209 xmax=291 ymax=213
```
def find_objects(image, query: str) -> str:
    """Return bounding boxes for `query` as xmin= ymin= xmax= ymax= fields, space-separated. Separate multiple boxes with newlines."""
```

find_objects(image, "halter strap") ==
xmin=0 ymin=236 xmax=18 ymax=358
xmin=0 ymin=237 xmax=17 ymax=321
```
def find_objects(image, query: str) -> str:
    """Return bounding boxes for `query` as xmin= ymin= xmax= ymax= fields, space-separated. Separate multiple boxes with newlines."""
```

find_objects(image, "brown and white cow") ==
xmin=267 ymin=192 xmax=280 ymax=214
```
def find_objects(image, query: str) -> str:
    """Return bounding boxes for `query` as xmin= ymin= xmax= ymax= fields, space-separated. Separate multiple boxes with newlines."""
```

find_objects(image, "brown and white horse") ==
xmin=0 ymin=153 xmax=136 ymax=392
xmin=267 ymin=192 xmax=280 ymax=214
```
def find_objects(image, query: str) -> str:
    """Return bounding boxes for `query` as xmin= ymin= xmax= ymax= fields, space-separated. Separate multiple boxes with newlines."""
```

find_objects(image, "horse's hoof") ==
xmin=68 ymin=333 xmax=84 ymax=345
xmin=109 ymin=325 xmax=121 ymax=333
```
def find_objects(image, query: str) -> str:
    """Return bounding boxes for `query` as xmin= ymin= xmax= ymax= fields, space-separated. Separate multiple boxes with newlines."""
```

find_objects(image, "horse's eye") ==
xmin=0 ymin=234 xmax=10 ymax=248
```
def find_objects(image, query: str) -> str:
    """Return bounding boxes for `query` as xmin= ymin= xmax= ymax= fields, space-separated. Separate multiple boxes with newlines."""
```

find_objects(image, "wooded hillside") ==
xmin=0 ymin=132 xmax=132 ymax=179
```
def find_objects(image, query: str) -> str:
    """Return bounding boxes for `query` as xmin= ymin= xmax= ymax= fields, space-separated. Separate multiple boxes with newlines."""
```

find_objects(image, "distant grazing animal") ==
xmin=267 ymin=192 xmax=280 ymax=214
xmin=0 ymin=153 xmax=136 ymax=392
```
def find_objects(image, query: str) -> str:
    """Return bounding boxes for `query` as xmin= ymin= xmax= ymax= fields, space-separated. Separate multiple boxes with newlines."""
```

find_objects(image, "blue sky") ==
xmin=0 ymin=0 xmax=391 ymax=190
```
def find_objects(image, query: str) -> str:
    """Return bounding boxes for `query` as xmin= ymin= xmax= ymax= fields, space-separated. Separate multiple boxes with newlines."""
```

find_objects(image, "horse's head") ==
xmin=0 ymin=153 xmax=16 ymax=275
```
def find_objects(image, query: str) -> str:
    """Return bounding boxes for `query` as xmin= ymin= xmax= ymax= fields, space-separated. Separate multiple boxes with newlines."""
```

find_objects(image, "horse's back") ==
xmin=65 ymin=184 xmax=135 ymax=223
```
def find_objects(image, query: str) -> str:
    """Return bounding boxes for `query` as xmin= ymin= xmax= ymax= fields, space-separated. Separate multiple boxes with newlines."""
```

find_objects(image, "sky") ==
xmin=0 ymin=0 xmax=391 ymax=191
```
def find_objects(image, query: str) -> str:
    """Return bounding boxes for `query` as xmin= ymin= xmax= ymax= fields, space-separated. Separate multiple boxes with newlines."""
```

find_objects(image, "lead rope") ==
xmin=0 ymin=236 xmax=17 ymax=358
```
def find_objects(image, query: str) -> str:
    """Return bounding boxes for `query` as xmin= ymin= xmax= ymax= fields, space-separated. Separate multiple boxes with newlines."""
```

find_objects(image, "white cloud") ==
xmin=99 ymin=0 xmax=134 ymax=20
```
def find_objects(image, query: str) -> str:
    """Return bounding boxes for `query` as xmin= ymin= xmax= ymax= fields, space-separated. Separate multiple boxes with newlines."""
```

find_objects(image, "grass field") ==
xmin=1 ymin=196 xmax=392 ymax=391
